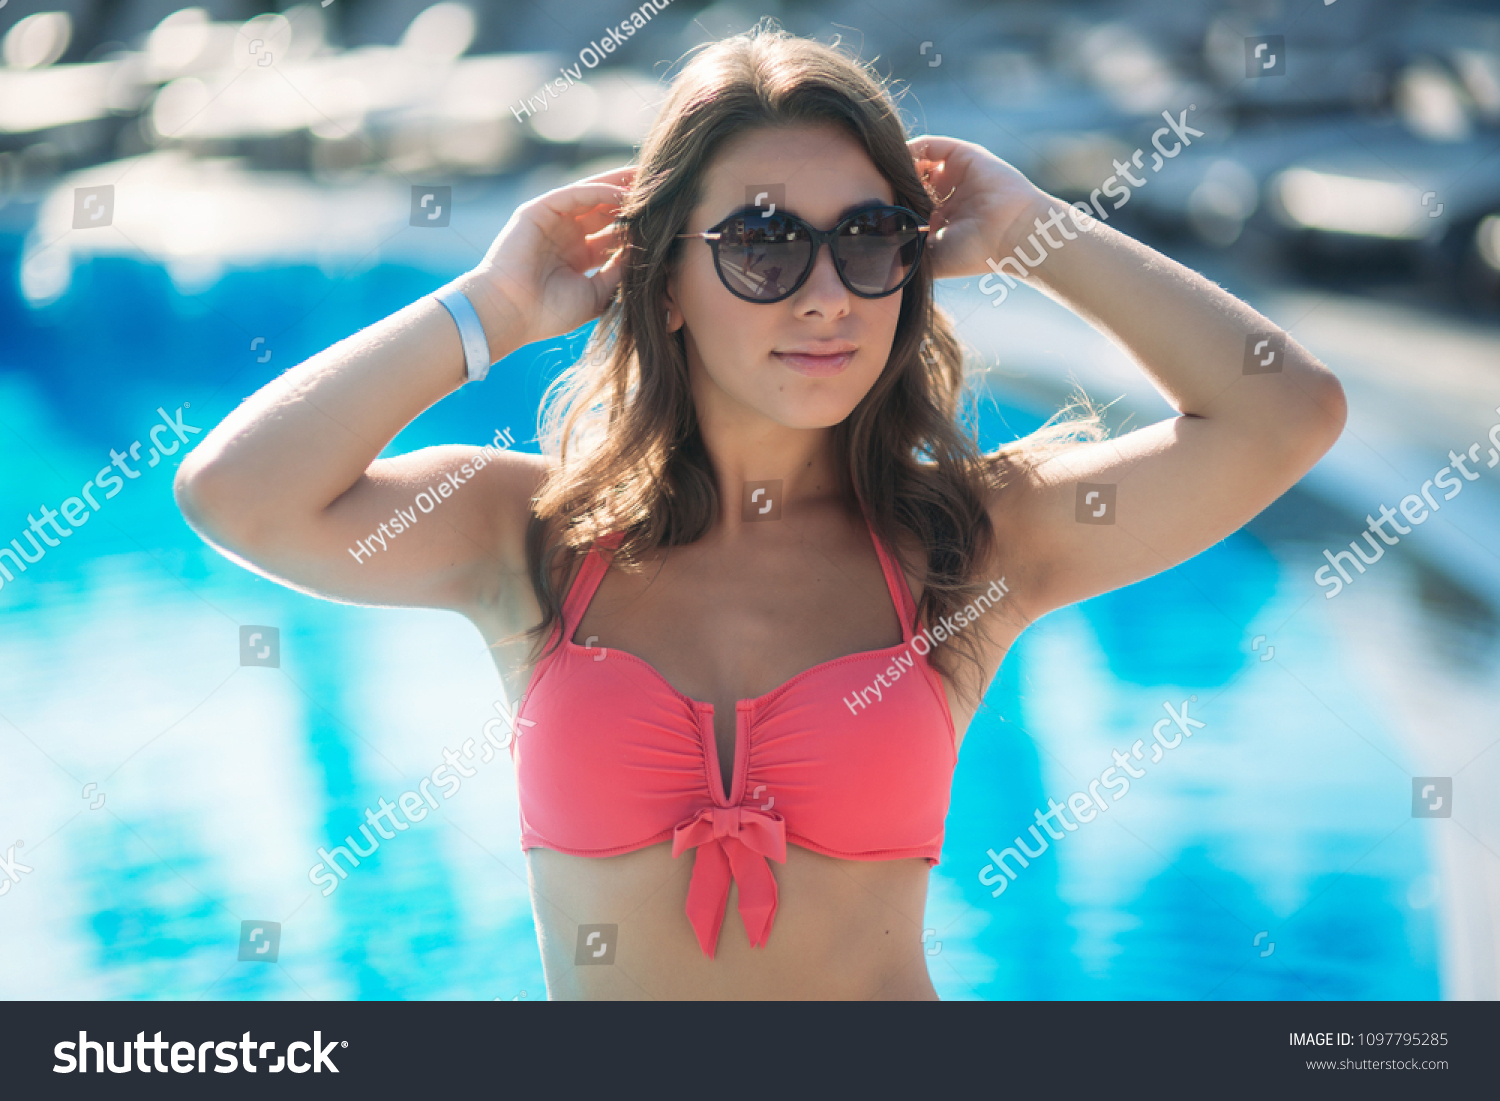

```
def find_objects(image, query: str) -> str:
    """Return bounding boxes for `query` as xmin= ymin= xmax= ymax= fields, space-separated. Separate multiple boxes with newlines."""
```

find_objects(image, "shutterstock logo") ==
xmin=980 ymin=697 xmax=1207 ymax=898
xmin=237 ymin=920 xmax=281 ymax=962
xmin=72 ymin=185 xmax=114 ymax=228
xmin=1411 ymin=777 xmax=1451 ymax=818
xmin=410 ymin=185 xmax=450 ymax=227
xmin=54 ymin=1031 xmax=345 ymax=1073
xmin=575 ymin=923 xmax=618 ymax=965
xmin=742 ymin=480 xmax=782 ymax=522
xmin=1244 ymin=332 xmax=1285 ymax=374
xmin=0 ymin=404 xmax=199 ymax=597
xmin=746 ymin=183 xmax=785 ymax=217
xmin=1245 ymin=35 xmax=1286 ymax=77
xmin=240 ymin=626 xmax=279 ymax=667
xmin=1075 ymin=483 xmax=1116 ymax=524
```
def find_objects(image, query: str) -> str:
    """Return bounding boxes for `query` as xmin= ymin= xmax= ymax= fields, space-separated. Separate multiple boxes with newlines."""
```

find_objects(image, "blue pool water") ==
xmin=0 ymin=239 xmax=1441 ymax=1000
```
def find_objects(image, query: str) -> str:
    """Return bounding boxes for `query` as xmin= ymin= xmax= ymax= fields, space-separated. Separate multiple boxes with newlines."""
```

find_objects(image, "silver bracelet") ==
xmin=433 ymin=286 xmax=494 ymax=383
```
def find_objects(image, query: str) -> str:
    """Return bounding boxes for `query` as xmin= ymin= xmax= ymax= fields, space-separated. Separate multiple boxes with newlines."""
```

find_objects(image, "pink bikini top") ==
xmin=511 ymin=515 xmax=958 ymax=959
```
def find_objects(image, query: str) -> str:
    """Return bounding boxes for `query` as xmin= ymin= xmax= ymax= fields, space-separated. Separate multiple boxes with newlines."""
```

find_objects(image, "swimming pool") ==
xmin=0 ymin=225 xmax=1444 ymax=1000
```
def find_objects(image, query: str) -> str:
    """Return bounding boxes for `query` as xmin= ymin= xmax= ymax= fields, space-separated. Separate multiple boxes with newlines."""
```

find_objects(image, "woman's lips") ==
xmin=772 ymin=350 xmax=854 ymax=376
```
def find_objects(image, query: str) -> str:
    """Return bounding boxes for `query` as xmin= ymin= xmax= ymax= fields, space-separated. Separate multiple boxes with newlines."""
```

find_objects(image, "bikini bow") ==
xmin=671 ymin=803 xmax=787 ymax=958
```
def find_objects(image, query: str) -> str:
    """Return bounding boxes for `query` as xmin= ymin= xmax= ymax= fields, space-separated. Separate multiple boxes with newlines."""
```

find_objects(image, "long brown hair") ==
xmin=514 ymin=20 xmax=1101 ymax=709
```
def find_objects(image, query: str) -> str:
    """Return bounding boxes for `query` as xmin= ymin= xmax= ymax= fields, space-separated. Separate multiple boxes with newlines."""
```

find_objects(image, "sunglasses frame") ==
xmin=675 ymin=203 xmax=931 ymax=304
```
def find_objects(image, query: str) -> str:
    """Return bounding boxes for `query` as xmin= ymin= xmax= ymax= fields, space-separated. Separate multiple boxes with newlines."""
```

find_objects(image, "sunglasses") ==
xmin=675 ymin=203 xmax=930 ymax=303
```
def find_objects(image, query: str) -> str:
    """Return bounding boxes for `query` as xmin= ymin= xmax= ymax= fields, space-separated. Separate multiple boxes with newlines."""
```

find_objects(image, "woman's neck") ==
xmin=697 ymin=422 xmax=847 ymax=531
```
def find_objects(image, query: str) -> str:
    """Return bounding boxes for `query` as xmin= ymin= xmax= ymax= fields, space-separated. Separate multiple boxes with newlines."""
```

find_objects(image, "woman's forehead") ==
xmin=695 ymin=125 xmax=894 ymax=222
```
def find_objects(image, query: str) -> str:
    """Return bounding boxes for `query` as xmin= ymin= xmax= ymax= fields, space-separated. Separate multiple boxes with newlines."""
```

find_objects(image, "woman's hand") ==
xmin=467 ymin=165 xmax=636 ymax=351
xmin=908 ymin=135 xmax=1056 ymax=280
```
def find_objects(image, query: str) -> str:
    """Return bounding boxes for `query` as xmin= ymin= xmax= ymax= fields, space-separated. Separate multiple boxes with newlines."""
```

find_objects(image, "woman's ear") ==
xmin=663 ymin=275 xmax=681 ymax=332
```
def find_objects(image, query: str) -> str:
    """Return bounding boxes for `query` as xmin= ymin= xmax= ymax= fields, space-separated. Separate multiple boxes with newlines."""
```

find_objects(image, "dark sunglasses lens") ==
xmin=835 ymin=208 xmax=922 ymax=295
xmin=716 ymin=214 xmax=813 ymax=300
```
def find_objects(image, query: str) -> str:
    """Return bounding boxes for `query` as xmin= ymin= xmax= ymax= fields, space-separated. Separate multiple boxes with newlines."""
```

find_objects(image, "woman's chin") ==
xmin=761 ymin=401 xmax=862 ymax=430
xmin=700 ymin=370 xmax=870 ymax=429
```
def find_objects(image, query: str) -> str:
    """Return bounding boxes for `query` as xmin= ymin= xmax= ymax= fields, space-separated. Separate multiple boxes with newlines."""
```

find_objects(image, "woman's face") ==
xmin=666 ymin=123 xmax=905 ymax=431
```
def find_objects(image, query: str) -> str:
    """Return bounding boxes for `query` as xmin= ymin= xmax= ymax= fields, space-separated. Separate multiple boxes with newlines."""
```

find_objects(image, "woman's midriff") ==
xmin=526 ymin=842 xmax=940 ymax=1000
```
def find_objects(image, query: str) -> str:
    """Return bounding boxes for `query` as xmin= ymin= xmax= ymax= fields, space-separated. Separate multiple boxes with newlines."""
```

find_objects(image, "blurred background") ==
xmin=2 ymin=0 xmax=1497 ymax=1000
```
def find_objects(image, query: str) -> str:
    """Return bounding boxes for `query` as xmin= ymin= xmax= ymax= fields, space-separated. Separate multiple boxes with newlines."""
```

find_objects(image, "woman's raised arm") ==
xmin=173 ymin=167 xmax=634 ymax=613
xmin=909 ymin=135 xmax=1346 ymax=619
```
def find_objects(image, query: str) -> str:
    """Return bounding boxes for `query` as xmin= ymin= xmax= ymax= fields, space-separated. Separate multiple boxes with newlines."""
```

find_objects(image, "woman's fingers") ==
xmin=472 ymin=165 xmax=638 ymax=341
xmin=908 ymin=134 xmax=964 ymax=170
xmin=575 ymin=204 xmax=622 ymax=236
xmin=540 ymin=166 xmax=634 ymax=234
xmin=909 ymin=135 xmax=972 ymax=217
xmin=581 ymin=163 xmax=637 ymax=183
xmin=527 ymin=166 xmax=635 ymax=248
xmin=535 ymin=181 xmax=630 ymax=226
xmin=570 ymin=223 xmax=624 ymax=272
xmin=586 ymin=244 xmax=628 ymax=312
xmin=908 ymin=133 xmax=951 ymax=155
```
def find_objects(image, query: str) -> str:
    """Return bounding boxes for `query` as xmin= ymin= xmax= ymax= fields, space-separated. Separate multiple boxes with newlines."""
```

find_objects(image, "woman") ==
xmin=174 ymin=26 xmax=1346 ymax=999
